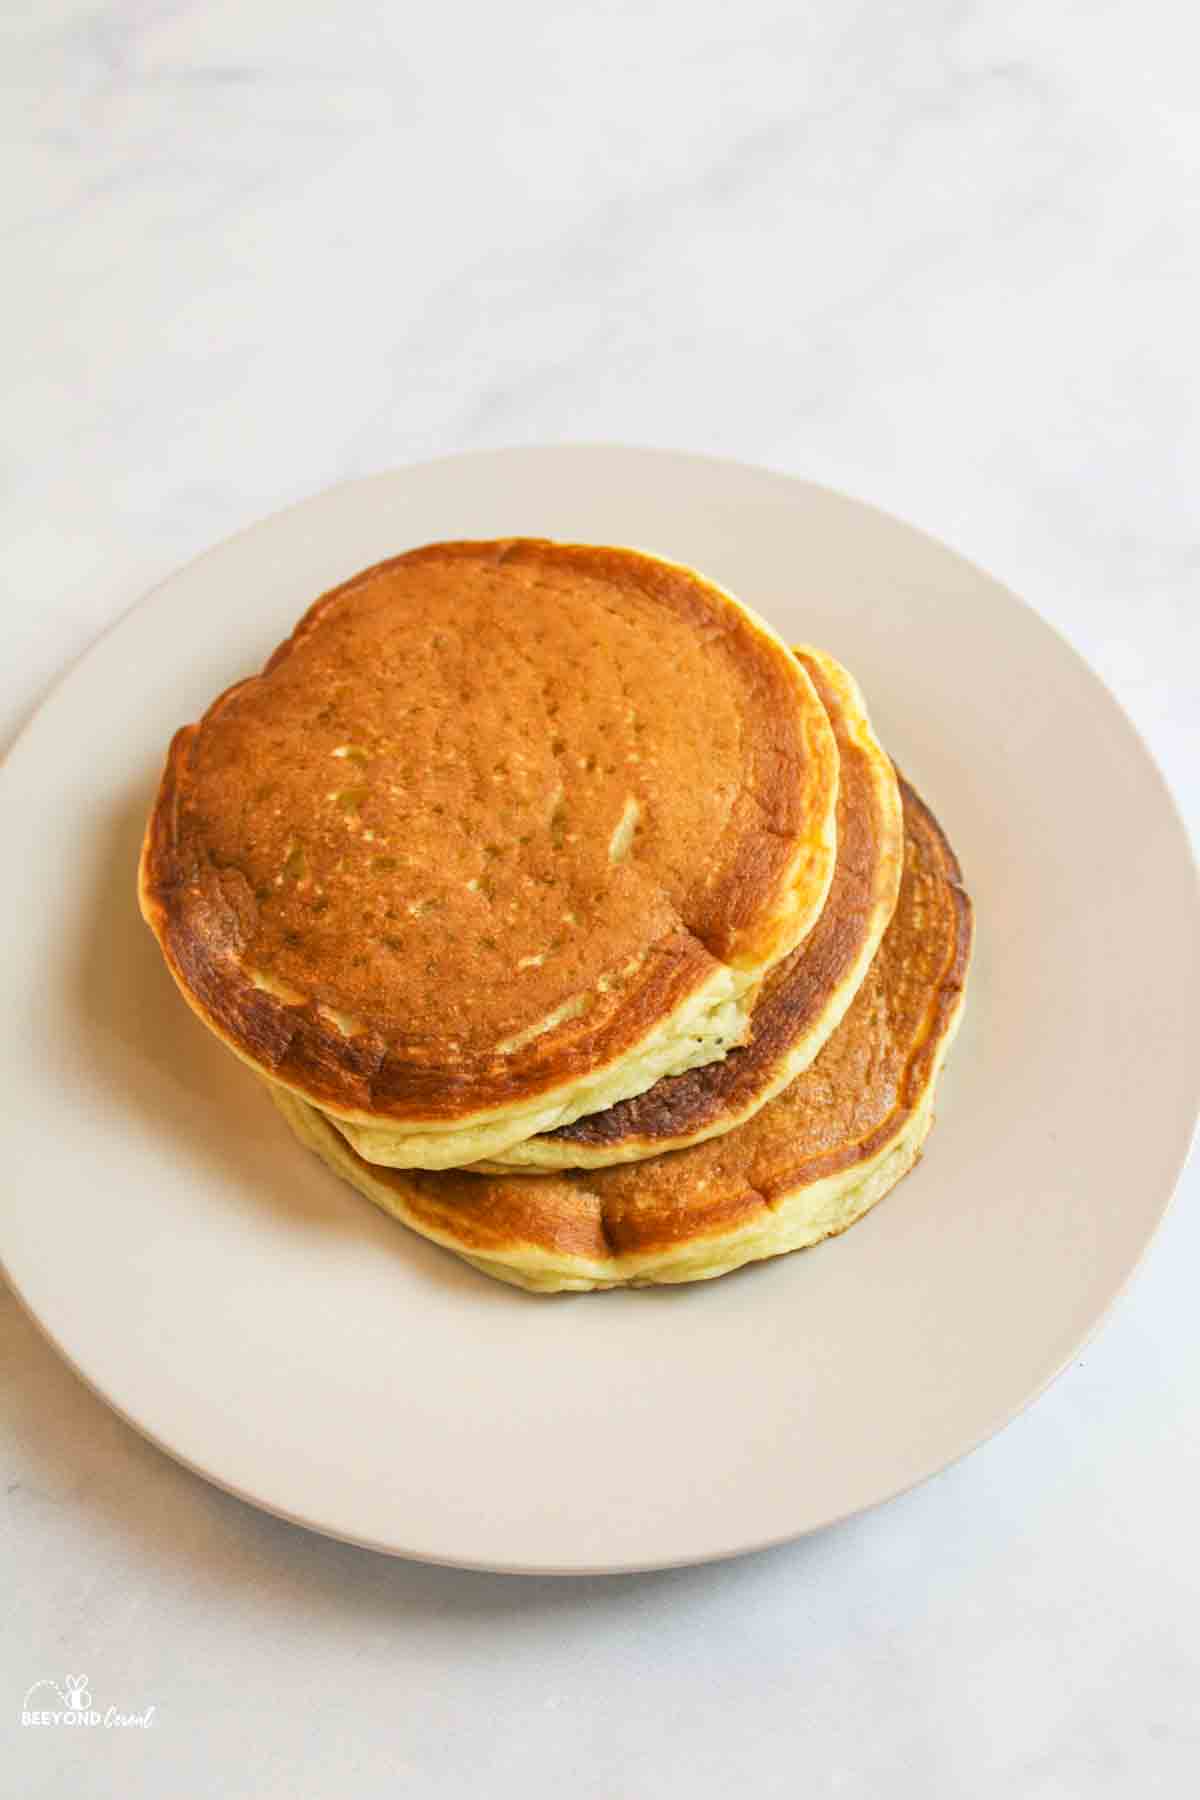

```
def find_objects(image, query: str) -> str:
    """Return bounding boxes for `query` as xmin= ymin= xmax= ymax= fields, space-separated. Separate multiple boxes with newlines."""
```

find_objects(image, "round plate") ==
xmin=3 ymin=448 xmax=1198 ymax=1574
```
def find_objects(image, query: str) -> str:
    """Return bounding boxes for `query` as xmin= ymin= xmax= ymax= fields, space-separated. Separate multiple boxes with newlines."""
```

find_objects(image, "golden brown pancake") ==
xmin=269 ymin=777 xmax=972 ymax=1291
xmin=485 ymin=645 xmax=904 ymax=1170
xmin=139 ymin=540 xmax=840 ymax=1168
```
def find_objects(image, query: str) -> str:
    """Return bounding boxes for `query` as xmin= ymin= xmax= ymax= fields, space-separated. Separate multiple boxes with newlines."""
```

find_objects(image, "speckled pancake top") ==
xmin=140 ymin=539 xmax=839 ymax=1127
xmin=488 ymin=645 xmax=904 ymax=1169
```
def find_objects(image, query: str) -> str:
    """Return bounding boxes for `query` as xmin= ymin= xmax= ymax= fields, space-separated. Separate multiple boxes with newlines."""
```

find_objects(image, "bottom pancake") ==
xmin=269 ymin=779 xmax=972 ymax=1292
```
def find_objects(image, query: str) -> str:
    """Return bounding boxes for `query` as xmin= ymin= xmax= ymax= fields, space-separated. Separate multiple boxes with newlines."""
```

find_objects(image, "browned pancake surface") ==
xmin=331 ymin=778 xmax=971 ymax=1265
xmin=511 ymin=647 xmax=903 ymax=1161
xmin=141 ymin=540 xmax=837 ymax=1124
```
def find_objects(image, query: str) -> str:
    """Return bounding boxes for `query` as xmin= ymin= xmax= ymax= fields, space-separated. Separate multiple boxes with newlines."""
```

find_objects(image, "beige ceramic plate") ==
xmin=2 ymin=448 xmax=1197 ymax=1573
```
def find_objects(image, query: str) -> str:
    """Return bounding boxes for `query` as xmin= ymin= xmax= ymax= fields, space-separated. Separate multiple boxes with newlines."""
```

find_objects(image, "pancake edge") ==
xmin=485 ymin=645 xmax=904 ymax=1171
xmin=265 ymin=833 xmax=971 ymax=1294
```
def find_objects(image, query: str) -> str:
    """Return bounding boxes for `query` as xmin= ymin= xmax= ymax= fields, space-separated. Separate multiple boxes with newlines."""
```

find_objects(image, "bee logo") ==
xmin=64 ymin=1675 xmax=92 ymax=1713
xmin=21 ymin=1670 xmax=153 ymax=1728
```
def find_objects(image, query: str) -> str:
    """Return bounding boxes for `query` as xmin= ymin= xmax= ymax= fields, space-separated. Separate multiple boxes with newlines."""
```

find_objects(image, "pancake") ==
xmin=484 ymin=645 xmax=903 ymax=1170
xmin=268 ymin=777 xmax=972 ymax=1291
xmin=140 ymin=540 xmax=840 ymax=1169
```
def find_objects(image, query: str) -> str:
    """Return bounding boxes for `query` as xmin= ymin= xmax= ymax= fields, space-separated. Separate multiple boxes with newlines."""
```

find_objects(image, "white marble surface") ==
xmin=3 ymin=2 xmax=1198 ymax=1794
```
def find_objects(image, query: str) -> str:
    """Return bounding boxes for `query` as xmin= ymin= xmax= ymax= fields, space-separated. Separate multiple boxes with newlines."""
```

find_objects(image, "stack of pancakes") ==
xmin=140 ymin=539 xmax=972 ymax=1292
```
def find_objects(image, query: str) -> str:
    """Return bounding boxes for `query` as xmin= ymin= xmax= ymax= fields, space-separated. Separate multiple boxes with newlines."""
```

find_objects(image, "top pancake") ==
xmin=139 ymin=539 xmax=839 ymax=1166
xmin=484 ymin=645 xmax=903 ymax=1170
